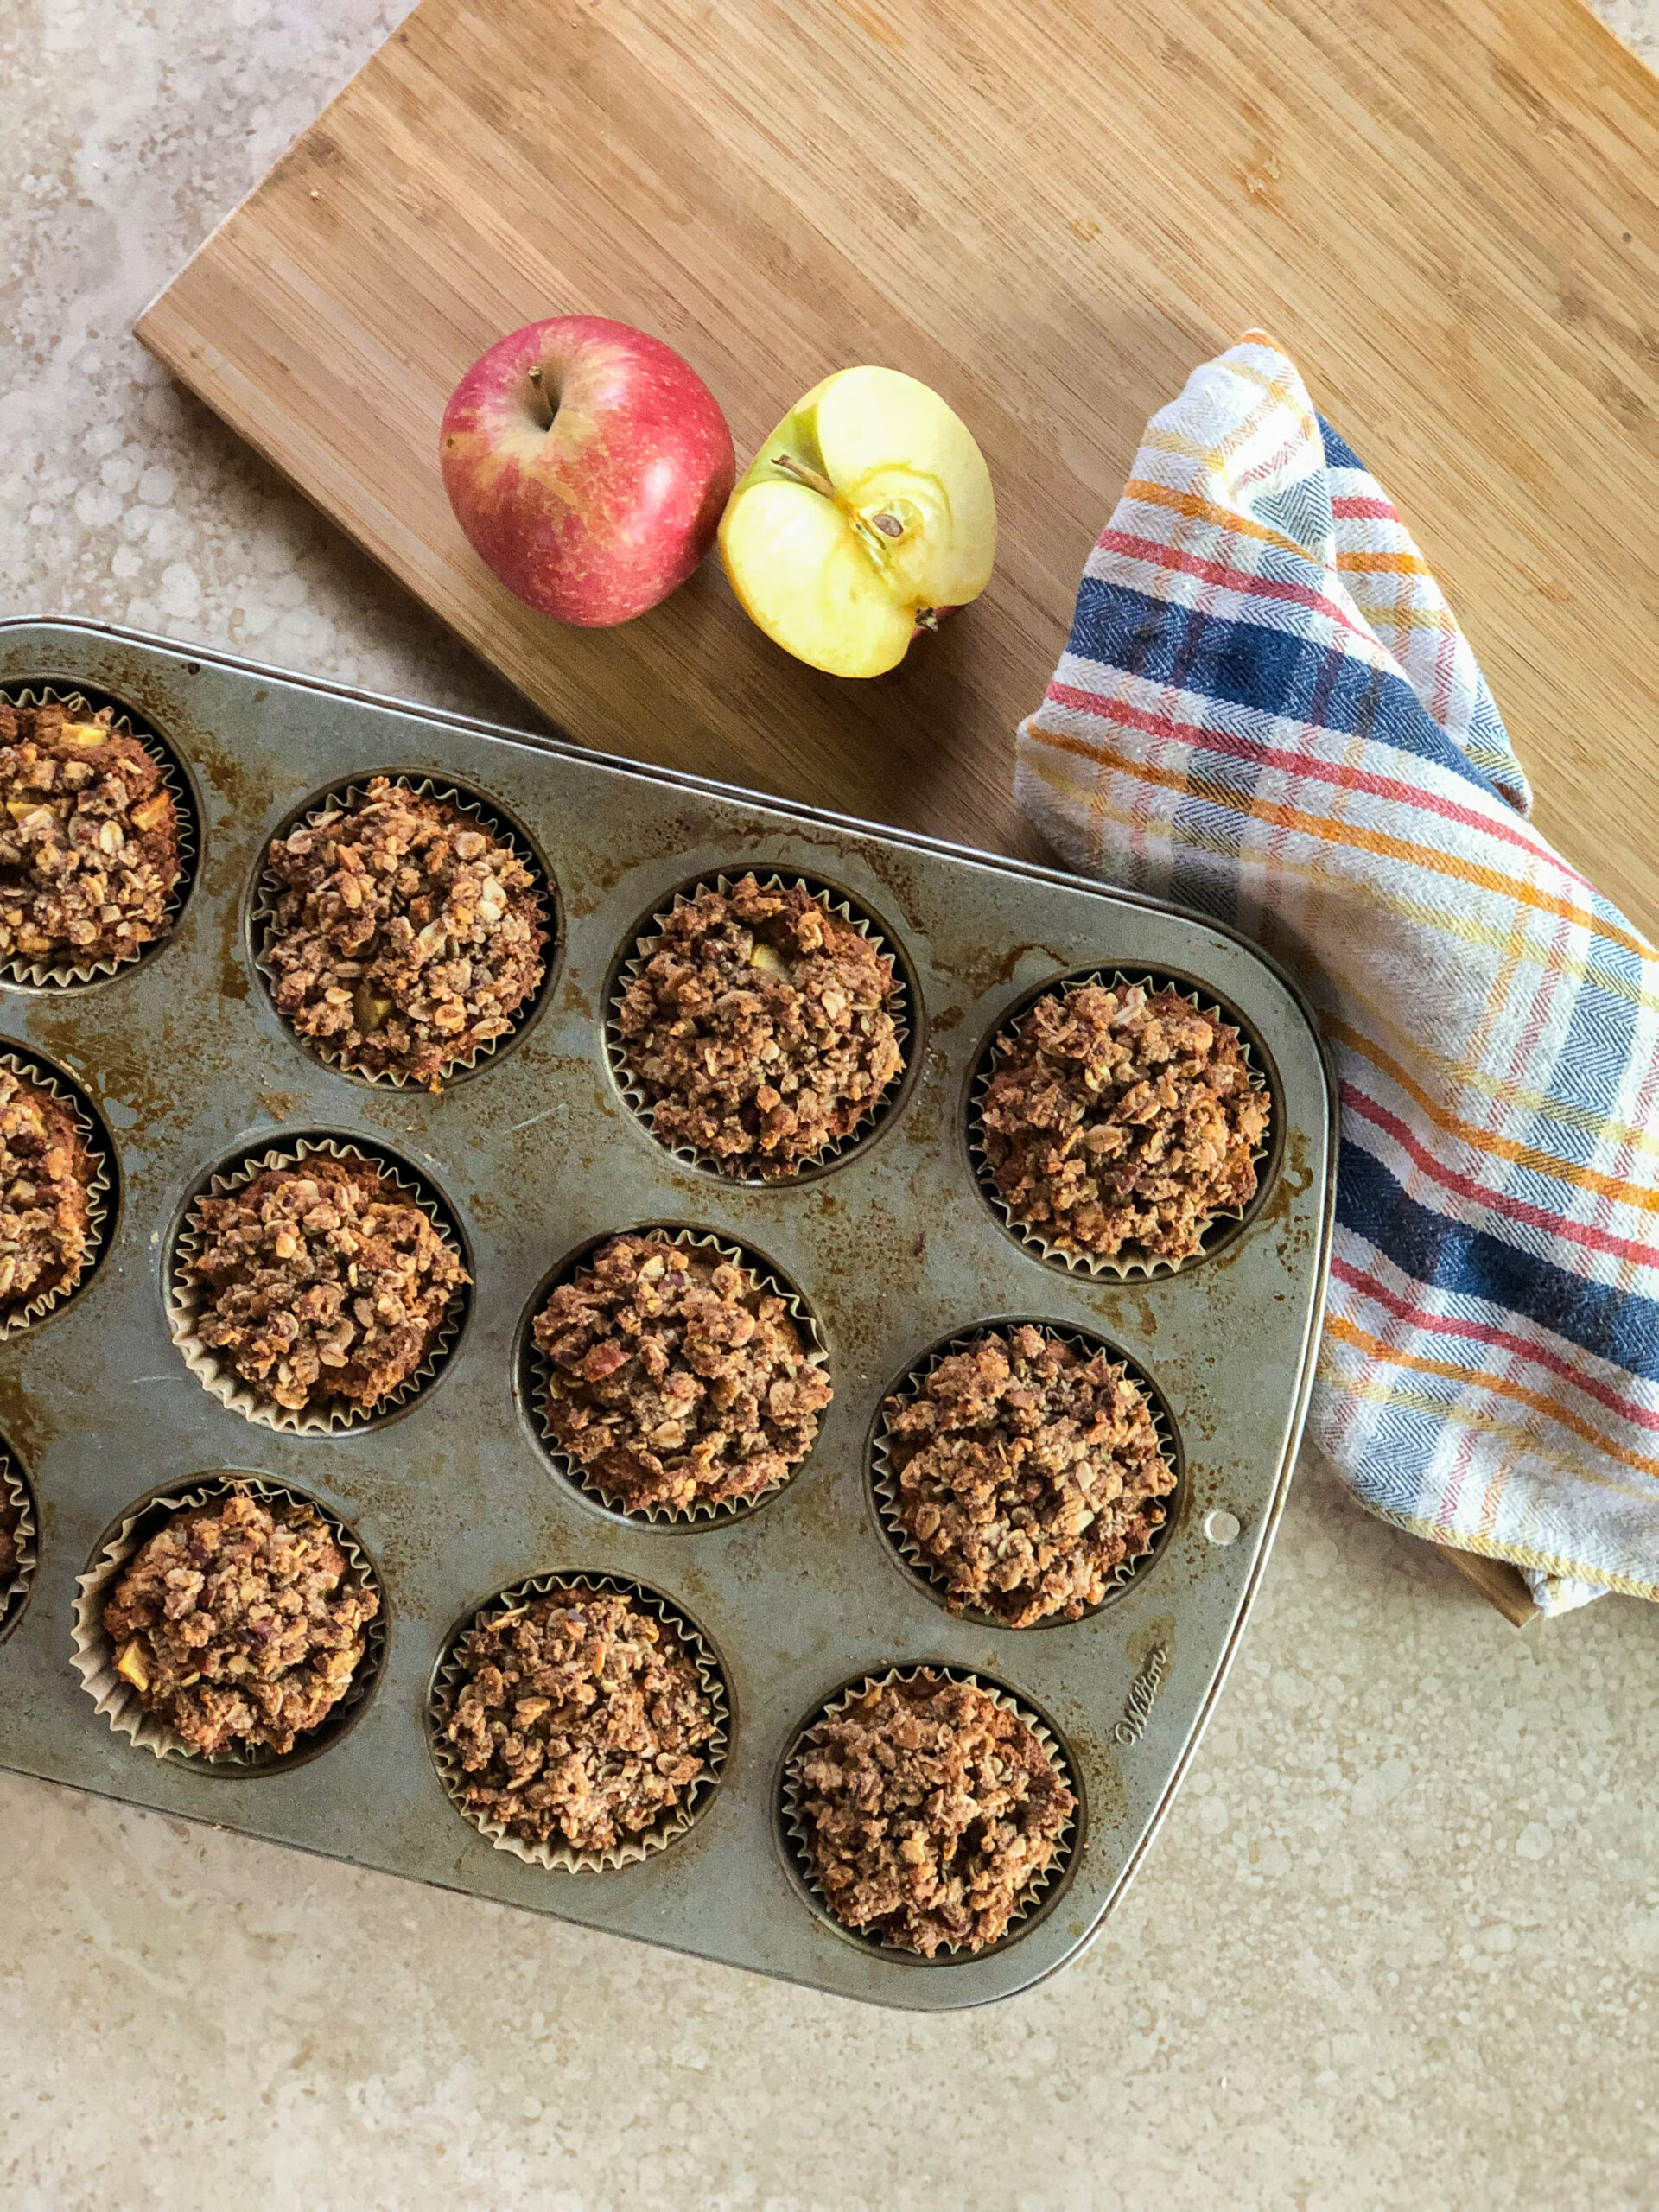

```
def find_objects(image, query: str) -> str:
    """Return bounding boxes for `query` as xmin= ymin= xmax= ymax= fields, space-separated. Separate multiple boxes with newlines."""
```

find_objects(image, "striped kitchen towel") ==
xmin=1015 ymin=331 xmax=1659 ymax=1616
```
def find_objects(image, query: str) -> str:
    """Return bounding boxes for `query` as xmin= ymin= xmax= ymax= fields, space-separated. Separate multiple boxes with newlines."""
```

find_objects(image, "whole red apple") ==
xmin=440 ymin=316 xmax=735 ymax=626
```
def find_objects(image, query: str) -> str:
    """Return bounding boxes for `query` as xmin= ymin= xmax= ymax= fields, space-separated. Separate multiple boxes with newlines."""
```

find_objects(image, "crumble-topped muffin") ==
xmin=615 ymin=874 xmax=904 ymax=1175
xmin=188 ymin=1157 xmax=468 ymax=1414
xmin=0 ymin=1065 xmax=97 ymax=1313
xmin=442 ymin=1588 xmax=718 ymax=1853
xmin=102 ymin=1488 xmax=378 ymax=1758
xmin=793 ymin=1674 xmax=1074 ymax=1956
xmin=263 ymin=778 xmax=548 ymax=1089
xmin=881 ymin=1325 xmax=1175 ymax=1625
xmin=980 ymin=981 xmax=1269 ymax=1263
xmin=0 ymin=698 xmax=181 ymax=972
xmin=533 ymin=1232 xmax=831 ymax=1515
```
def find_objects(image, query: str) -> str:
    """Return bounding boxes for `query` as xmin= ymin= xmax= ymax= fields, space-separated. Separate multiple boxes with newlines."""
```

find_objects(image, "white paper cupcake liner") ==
xmin=428 ymin=1570 xmax=730 ymax=1872
xmin=0 ymin=684 xmax=197 ymax=987
xmin=70 ymin=1473 xmax=385 ymax=1770
xmin=527 ymin=1225 xmax=830 ymax=1526
xmin=969 ymin=970 xmax=1274 ymax=1280
xmin=0 ymin=1452 xmax=38 ymax=1642
xmin=870 ymin=1324 xmax=1181 ymax=1627
xmin=168 ymin=1135 xmax=469 ymax=1433
xmin=0 ymin=1048 xmax=113 ymax=1340
xmin=607 ymin=872 xmax=912 ymax=1182
xmin=779 ymin=1665 xmax=1078 ymax=1961
xmin=251 ymin=772 xmax=556 ymax=1089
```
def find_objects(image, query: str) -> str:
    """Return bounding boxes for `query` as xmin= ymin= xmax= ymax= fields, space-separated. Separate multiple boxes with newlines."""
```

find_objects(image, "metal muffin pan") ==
xmin=0 ymin=619 xmax=1335 ymax=2011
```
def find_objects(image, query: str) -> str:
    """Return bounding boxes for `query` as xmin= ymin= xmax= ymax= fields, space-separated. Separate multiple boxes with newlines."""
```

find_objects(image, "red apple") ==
xmin=440 ymin=316 xmax=735 ymax=626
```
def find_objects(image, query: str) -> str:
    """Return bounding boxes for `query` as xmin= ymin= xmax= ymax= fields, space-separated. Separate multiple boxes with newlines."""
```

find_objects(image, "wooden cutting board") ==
xmin=137 ymin=0 xmax=1659 ymax=945
xmin=137 ymin=0 xmax=1659 ymax=1627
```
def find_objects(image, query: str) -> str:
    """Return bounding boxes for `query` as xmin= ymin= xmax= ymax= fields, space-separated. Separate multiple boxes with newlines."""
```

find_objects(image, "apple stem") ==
xmin=770 ymin=452 xmax=838 ymax=501
xmin=526 ymin=362 xmax=557 ymax=431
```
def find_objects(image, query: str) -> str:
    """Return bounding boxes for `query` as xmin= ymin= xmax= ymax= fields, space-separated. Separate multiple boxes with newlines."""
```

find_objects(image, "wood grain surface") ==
xmin=137 ymin=0 xmax=1659 ymax=937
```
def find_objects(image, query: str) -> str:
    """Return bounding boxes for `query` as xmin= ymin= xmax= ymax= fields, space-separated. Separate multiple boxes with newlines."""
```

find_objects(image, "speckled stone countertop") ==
xmin=4 ymin=5 xmax=1659 ymax=2208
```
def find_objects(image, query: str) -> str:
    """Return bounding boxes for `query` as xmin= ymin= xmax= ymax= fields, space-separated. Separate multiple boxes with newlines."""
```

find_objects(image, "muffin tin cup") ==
xmin=69 ymin=1473 xmax=386 ymax=1771
xmin=969 ymin=971 xmax=1274 ymax=1280
xmin=527 ymin=1225 xmax=830 ymax=1527
xmin=251 ymin=772 xmax=556 ymax=1090
xmin=870 ymin=1325 xmax=1181 ymax=1629
xmin=0 ymin=1453 xmax=37 ymax=1642
xmin=168 ymin=1135 xmax=469 ymax=1435
xmin=0 ymin=685 xmax=197 ymax=988
xmin=427 ymin=1570 xmax=730 ymax=1872
xmin=0 ymin=1047 xmax=113 ymax=1340
xmin=607 ymin=872 xmax=912 ymax=1182
xmin=779 ymin=1665 xmax=1079 ymax=1962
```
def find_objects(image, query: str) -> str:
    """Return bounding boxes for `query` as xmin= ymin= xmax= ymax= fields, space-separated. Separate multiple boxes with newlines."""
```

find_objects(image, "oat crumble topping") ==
xmin=102 ymin=1488 xmax=378 ymax=1758
xmin=188 ymin=1157 xmax=467 ymax=1413
xmin=0 ymin=699 xmax=181 ymax=971
xmin=795 ymin=1675 xmax=1073 ymax=1956
xmin=0 ymin=1065 xmax=94 ymax=1311
xmin=442 ymin=1589 xmax=716 ymax=1853
xmin=981 ymin=982 xmax=1268 ymax=1262
xmin=264 ymin=778 xmax=547 ymax=1089
xmin=616 ymin=874 xmax=903 ymax=1175
xmin=533 ymin=1232 xmax=831 ymax=1514
xmin=882 ymin=1325 xmax=1174 ymax=1625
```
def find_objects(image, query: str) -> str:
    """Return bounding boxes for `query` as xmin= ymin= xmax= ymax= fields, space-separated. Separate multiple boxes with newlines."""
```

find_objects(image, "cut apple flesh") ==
xmin=720 ymin=366 xmax=996 ymax=679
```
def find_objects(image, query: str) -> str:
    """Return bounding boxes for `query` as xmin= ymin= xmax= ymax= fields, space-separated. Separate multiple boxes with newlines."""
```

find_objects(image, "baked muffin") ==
xmin=881 ymin=1325 xmax=1174 ymax=1625
xmin=615 ymin=874 xmax=903 ymax=1175
xmin=263 ymin=778 xmax=547 ymax=1089
xmin=0 ymin=1065 xmax=97 ymax=1313
xmin=980 ymin=981 xmax=1269 ymax=1263
xmin=442 ymin=1588 xmax=718 ymax=1854
xmin=188 ymin=1156 xmax=467 ymax=1414
xmin=533 ymin=1231 xmax=830 ymax=1514
xmin=102 ymin=1488 xmax=378 ymax=1758
xmin=792 ymin=1674 xmax=1073 ymax=1956
xmin=0 ymin=698 xmax=181 ymax=970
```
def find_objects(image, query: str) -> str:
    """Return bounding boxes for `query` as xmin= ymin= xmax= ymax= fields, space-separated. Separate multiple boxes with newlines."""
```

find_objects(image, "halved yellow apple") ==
xmin=719 ymin=366 xmax=996 ymax=677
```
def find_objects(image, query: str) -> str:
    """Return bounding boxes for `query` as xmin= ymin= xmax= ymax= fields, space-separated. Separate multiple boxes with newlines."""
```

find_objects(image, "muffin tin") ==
xmin=0 ymin=619 xmax=1334 ymax=2011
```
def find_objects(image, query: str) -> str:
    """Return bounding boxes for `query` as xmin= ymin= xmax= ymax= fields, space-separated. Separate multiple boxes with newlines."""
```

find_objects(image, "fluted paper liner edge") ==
xmin=428 ymin=1571 xmax=729 ymax=1872
xmin=0 ymin=686 xmax=196 ymax=987
xmin=0 ymin=1453 xmax=37 ymax=1635
xmin=969 ymin=971 xmax=1273 ymax=1280
xmin=870 ymin=1325 xmax=1179 ymax=1626
xmin=168 ymin=1135 xmax=467 ymax=1433
xmin=607 ymin=872 xmax=910 ymax=1181
xmin=780 ymin=1666 xmax=1077 ymax=1961
xmin=70 ymin=1474 xmax=385 ymax=1767
xmin=529 ymin=1226 xmax=830 ymax=1526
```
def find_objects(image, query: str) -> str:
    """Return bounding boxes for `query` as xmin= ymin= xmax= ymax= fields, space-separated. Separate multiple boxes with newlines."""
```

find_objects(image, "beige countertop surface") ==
xmin=4 ymin=5 xmax=1659 ymax=2207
